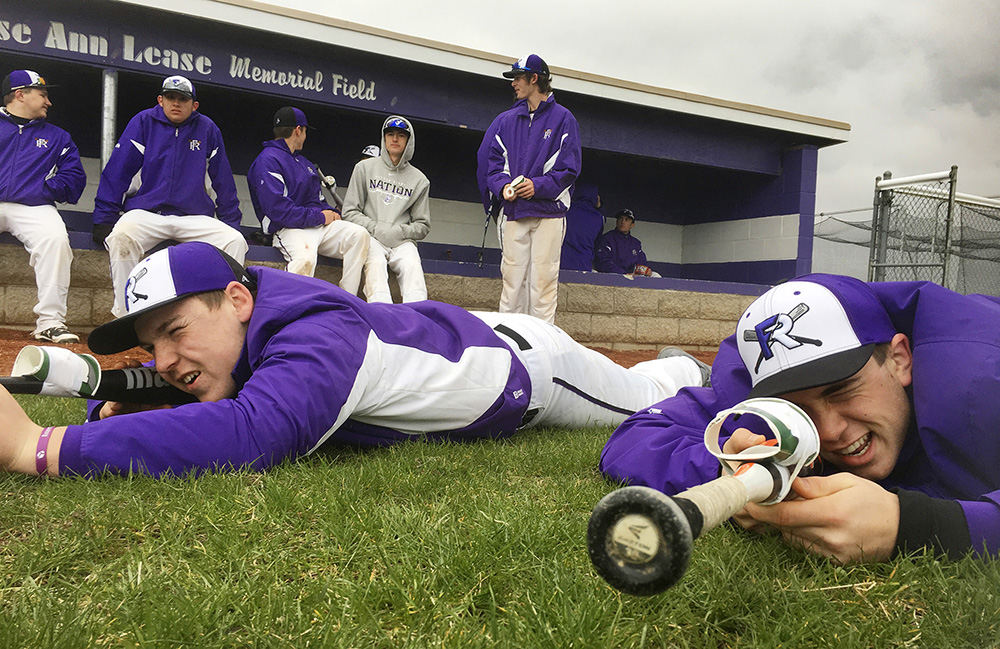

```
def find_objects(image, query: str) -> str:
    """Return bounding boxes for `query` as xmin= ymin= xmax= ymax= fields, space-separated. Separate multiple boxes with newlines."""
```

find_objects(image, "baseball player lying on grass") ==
xmin=0 ymin=242 xmax=708 ymax=479
xmin=601 ymin=274 xmax=1000 ymax=562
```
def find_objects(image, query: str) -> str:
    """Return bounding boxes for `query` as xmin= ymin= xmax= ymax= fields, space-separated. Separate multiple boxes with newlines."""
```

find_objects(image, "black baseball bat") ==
xmin=588 ymin=463 xmax=780 ymax=596
xmin=1 ymin=367 xmax=196 ymax=405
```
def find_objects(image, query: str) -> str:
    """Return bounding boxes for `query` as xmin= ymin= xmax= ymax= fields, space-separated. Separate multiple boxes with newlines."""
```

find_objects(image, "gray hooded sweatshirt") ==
xmin=343 ymin=115 xmax=431 ymax=249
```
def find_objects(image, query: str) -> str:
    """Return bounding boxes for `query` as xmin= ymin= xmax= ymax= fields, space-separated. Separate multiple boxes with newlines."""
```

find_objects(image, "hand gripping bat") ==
xmin=587 ymin=398 xmax=820 ymax=595
xmin=1 ymin=346 xmax=195 ymax=405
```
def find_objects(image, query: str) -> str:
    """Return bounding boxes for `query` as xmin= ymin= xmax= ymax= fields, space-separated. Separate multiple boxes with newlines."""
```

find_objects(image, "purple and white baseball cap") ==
xmin=88 ymin=243 xmax=253 ymax=354
xmin=160 ymin=75 xmax=195 ymax=99
xmin=502 ymin=54 xmax=550 ymax=79
xmin=2 ymin=70 xmax=55 ymax=95
xmin=736 ymin=274 xmax=897 ymax=397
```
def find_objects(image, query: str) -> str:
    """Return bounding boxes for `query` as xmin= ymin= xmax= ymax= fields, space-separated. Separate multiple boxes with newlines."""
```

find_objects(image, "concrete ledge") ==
xmin=0 ymin=240 xmax=761 ymax=350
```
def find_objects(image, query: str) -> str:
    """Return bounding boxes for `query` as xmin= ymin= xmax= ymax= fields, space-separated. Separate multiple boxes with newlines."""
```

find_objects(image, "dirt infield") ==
xmin=0 ymin=326 xmax=716 ymax=375
xmin=0 ymin=327 xmax=150 ymax=372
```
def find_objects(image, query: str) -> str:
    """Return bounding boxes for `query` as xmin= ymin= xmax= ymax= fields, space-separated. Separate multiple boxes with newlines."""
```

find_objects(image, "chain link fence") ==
xmin=813 ymin=167 xmax=1000 ymax=296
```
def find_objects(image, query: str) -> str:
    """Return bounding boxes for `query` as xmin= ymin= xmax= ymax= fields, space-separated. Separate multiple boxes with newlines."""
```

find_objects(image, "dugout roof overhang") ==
xmin=123 ymin=0 xmax=851 ymax=147
xmin=1 ymin=0 xmax=849 ymax=179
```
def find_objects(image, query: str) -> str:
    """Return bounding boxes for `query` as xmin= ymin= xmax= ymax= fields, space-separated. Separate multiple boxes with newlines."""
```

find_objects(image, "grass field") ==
xmin=2 ymin=395 xmax=999 ymax=648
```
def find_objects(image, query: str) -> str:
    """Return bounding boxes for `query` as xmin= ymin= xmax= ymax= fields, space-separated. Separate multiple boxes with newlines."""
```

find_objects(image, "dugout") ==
xmin=1 ymin=0 xmax=849 ymax=290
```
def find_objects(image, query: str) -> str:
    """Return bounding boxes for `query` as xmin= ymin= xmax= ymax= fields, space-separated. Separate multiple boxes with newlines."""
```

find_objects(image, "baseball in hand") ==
xmin=503 ymin=175 xmax=526 ymax=200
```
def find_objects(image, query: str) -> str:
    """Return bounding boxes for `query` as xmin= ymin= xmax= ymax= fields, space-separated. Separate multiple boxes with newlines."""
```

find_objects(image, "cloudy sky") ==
xmin=275 ymin=0 xmax=998 ymax=213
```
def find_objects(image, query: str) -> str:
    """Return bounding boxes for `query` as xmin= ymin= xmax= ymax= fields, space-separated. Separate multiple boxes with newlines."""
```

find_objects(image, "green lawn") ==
xmin=2 ymin=396 xmax=998 ymax=648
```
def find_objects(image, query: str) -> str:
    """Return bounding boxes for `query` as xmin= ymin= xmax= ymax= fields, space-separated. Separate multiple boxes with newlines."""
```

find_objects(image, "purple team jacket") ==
xmin=484 ymin=94 xmax=581 ymax=221
xmin=59 ymin=267 xmax=531 ymax=477
xmin=92 ymin=106 xmax=242 ymax=227
xmin=594 ymin=228 xmax=648 ymax=274
xmin=560 ymin=183 xmax=604 ymax=271
xmin=0 ymin=110 xmax=85 ymax=206
xmin=600 ymin=278 xmax=1000 ymax=555
xmin=247 ymin=139 xmax=334 ymax=234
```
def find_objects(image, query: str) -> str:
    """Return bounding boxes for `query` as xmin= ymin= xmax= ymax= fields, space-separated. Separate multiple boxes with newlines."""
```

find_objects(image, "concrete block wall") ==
xmin=0 ymin=243 xmax=754 ymax=350
xmin=682 ymin=213 xmax=799 ymax=264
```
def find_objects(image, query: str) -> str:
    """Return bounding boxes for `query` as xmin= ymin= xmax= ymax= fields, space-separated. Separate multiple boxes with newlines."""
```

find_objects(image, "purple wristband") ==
xmin=36 ymin=426 xmax=54 ymax=476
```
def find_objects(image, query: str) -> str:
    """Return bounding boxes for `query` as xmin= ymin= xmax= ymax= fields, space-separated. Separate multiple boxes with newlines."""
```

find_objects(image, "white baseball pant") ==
xmin=0 ymin=202 xmax=74 ymax=333
xmin=498 ymin=215 xmax=565 ymax=324
xmin=363 ymin=239 xmax=427 ymax=303
xmin=472 ymin=311 xmax=703 ymax=429
xmin=106 ymin=210 xmax=248 ymax=317
xmin=272 ymin=220 xmax=370 ymax=295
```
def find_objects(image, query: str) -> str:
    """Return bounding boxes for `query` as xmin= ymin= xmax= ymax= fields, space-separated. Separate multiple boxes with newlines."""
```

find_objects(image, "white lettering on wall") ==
xmin=122 ymin=34 xmax=212 ymax=74
xmin=330 ymin=74 xmax=376 ymax=101
xmin=44 ymin=21 xmax=108 ymax=56
xmin=0 ymin=21 xmax=32 ymax=44
xmin=229 ymin=55 xmax=325 ymax=93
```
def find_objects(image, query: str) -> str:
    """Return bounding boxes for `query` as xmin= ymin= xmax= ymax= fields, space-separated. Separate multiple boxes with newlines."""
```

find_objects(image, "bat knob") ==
xmin=587 ymin=486 xmax=693 ymax=596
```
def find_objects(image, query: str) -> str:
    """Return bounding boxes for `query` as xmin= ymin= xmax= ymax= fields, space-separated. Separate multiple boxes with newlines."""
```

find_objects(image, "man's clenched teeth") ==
xmin=181 ymin=371 xmax=200 ymax=386
xmin=839 ymin=432 xmax=872 ymax=457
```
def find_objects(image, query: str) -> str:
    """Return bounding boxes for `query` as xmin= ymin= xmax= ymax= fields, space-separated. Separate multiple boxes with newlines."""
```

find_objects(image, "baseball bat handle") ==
xmin=673 ymin=462 xmax=780 ymax=539
xmin=1 ymin=368 xmax=196 ymax=405
xmin=0 ymin=376 xmax=43 ymax=395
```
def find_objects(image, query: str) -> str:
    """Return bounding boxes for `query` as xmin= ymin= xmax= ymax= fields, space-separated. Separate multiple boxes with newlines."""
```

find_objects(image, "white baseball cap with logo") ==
xmin=161 ymin=75 xmax=195 ymax=99
xmin=88 ymin=242 xmax=253 ymax=355
xmin=736 ymin=274 xmax=898 ymax=397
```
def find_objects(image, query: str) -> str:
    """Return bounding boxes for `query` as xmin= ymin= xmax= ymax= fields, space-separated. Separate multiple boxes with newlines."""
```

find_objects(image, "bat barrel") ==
xmin=587 ymin=486 xmax=696 ymax=596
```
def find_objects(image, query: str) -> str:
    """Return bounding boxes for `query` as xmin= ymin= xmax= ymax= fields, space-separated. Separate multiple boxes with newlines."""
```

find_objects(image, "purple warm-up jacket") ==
xmin=560 ymin=183 xmax=604 ymax=271
xmin=595 ymin=228 xmax=648 ymax=274
xmin=247 ymin=139 xmax=334 ymax=234
xmin=60 ymin=267 xmax=531 ymax=477
xmin=92 ymin=106 xmax=241 ymax=227
xmin=601 ymin=276 xmax=1000 ymax=557
xmin=484 ymin=94 xmax=581 ymax=221
xmin=0 ymin=109 xmax=85 ymax=206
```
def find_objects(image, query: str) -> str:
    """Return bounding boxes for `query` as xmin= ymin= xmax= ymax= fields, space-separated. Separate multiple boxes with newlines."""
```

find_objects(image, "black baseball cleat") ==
xmin=657 ymin=346 xmax=711 ymax=387
xmin=33 ymin=325 xmax=80 ymax=345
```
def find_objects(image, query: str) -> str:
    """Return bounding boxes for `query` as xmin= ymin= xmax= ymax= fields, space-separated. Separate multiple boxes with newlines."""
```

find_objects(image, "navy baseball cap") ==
xmin=503 ymin=54 xmax=550 ymax=79
xmin=273 ymin=106 xmax=310 ymax=129
xmin=161 ymin=75 xmax=195 ymax=99
xmin=736 ymin=274 xmax=897 ymax=397
xmin=3 ymin=70 xmax=55 ymax=95
xmin=88 ymin=243 xmax=254 ymax=355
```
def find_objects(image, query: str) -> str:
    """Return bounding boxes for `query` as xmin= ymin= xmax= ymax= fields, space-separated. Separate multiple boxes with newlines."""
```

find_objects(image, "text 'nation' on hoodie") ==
xmin=342 ymin=115 xmax=431 ymax=249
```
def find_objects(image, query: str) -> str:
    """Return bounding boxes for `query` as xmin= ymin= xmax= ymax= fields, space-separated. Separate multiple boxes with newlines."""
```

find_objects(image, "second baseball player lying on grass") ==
xmin=0 ymin=242 xmax=708 ymax=478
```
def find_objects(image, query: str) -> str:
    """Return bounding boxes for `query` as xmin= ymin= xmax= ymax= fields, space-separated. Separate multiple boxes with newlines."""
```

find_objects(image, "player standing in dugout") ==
xmin=482 ymin=54 xmax=581 ymax=324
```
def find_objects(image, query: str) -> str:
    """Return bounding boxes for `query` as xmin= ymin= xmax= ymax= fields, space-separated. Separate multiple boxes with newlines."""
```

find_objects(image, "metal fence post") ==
xmin=941 ymin=165 xmax=959 ymax=289
xmin=869 ymin=171 xmax=891 ymax=281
